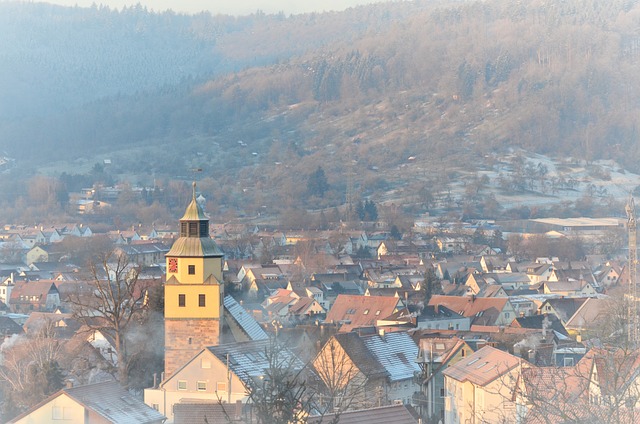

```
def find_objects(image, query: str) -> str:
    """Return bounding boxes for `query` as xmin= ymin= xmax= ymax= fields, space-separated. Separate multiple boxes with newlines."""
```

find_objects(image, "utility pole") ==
xmin=627 ymin=196 xmax=638 ymax=346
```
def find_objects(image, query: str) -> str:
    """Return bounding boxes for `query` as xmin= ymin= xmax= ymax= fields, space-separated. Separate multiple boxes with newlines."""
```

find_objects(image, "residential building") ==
xmin=9 ymin=380 xmax=165 ymax=424
xmin=145 ymin=339 xmax=304 ymax=423
xmin=416 ymin=337 xmax=472 ymax=422
xmin=313 ymin=331 xmax=421 ymax=412
xmin=443 ymin=345 xmax=525 ymax=424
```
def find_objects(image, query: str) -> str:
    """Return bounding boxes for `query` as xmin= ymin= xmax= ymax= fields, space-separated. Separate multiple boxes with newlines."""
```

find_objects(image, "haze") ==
xmin=9 ymin=0 xmax=387 ymax=15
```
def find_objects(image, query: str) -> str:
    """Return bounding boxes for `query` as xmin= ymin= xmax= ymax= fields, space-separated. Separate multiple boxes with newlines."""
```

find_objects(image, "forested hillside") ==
xmin=2 ymin=0 xmax=640 ymax=220
xmin=0 ymin=1 xmax=422 ymax=119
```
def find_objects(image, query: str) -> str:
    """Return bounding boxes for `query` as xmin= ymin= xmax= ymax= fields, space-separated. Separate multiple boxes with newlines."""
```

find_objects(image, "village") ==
xmin=0 ymin=184 xmax=636 ymax=424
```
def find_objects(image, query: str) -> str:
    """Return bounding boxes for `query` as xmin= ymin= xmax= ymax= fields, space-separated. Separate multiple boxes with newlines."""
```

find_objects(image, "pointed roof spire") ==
xmin=180 ymin=182 xmax=207 ymax=221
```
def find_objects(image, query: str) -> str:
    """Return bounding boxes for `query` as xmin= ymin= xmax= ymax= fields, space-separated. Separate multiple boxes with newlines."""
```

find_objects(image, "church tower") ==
xmin=164 ymin=182 xmax=224 ymax=377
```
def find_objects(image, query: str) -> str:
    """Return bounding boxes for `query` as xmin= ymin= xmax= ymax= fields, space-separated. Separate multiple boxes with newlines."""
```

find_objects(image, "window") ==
xmin=152 ymin=404 xmax=159 ymax=411
xmin=201 ymin=358 xmax=211 ymax=369
xmin=217 ymin=382 xmax=227 ymax=392
xmin=178 ymin=294 xmax=186 ymax=307
xmin=188 ymin=337 xmax=192 ymax=345
xmin=181 ymin=222 xmax=188 ymax=237
xmin=461 ymin=349 xmax=466 ymax=358
xmin=375 ymin=310 xmax=381 ymax=316
xmin=52 ymin=406 xmax=63 ymax=420
xmin=564 ymin=357 xmax=575 ymax=366
xmin=363 ymin=309 xmax=369 ymax=315
xmin=189 ymin=222 xmax=198 ymax=236
xmin=440 ymin=388 xmax=445 ymax=398
xmin=197 ymin=381 xmax=207 ymax=391
xmin=199 ymin=294 xmax=206 ymax=307
xmin=188 ymin=265 xmax=196 ymax=275
xmin=200 ymin=222 xmax=209 ymax=237
xmin=178 ymin=380 xmax=187 ymax=390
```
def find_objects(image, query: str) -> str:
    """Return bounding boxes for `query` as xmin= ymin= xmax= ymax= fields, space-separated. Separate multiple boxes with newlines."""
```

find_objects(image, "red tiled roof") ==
xmin=326 ymin=294 xmax=401 ymax=332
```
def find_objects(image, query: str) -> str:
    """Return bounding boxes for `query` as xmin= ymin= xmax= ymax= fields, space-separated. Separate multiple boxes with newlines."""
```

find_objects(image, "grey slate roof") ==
xmin=333 ymin=332 xmax=387 ymax=379
xmin=207 ymin=339 xmax=304 ymax=385
xmin=9 ymin=380 xmax=165 ymax=424
xmin=0 ymin=315 xmax=23 ymax=336
xmin=362 ymin=331 xmax=420 ymax=382
xmin=224 ymin=295 xmax=268 ymax=341
xmin=308 ymin=404 xmax=420 ymax=424
xmin=64 ymin=381 xmax=165 ymax=423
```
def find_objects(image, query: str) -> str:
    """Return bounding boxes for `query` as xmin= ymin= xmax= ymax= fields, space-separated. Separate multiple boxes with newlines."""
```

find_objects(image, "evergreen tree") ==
xmin=306 ymin=166 xmax=329 ymax=198
xmin=364 ymin=200 xmax=378 ymax=221
xmin=422 ymin=268 xmax=442 ymax=305
xmin=356 ymin=201 xmax=365 ymax=220
xmin=390 ymin=224 xmax=402 ymax=240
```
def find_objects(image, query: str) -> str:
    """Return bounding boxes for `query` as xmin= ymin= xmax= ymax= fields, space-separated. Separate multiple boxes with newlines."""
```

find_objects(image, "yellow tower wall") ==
xmin=165 ymin=256 xmax=222 ymax=285
xmin=165 ymin=284 xmax=222 ymax=319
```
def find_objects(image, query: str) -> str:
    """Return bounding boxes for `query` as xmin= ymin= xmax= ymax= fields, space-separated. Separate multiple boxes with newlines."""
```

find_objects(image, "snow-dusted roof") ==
xmin=9 ymin=381 xmax=165 ymax=424
xmin=207 ymin=339 xmax=304 ymax=384
xmin=362 ymin=331 xmax=420 ymax=382
xmin=224 ymin=295 xmax=268 ymax=341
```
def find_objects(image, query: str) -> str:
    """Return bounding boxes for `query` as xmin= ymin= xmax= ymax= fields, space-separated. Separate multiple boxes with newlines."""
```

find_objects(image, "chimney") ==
xmin=65 ymin=379 xmax=74 ymax=389
xmin=235 ymin=400 xmax=243 ymax=420
xmin=378 ymin=328 xmax=385 ymax=337
xmin=153 ymin=373 xmax=157 ymax=389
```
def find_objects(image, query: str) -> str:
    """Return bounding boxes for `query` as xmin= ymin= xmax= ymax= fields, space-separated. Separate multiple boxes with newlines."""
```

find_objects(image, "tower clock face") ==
xmin=168 ymin=258 xmax=178 ymax=273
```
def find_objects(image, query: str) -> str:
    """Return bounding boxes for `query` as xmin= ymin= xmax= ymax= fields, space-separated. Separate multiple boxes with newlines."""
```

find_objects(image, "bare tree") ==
xmin=311 ymin=337 xmax=374 ymax=418
xmin=246 ymin=338 xmax=312 ymax=424
xmin=67 ymin=249 xmax=151 ymax=386
xmin=0 ymin=321 xmax=64 ymax=419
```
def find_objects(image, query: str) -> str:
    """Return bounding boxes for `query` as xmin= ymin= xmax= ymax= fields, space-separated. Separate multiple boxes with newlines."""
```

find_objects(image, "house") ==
xmin=312 ymin=331 xmax=421 ymax=411
xmin=326 ymin=294 xmax=405 ymax=332
xmin=417 ymin=305 xmax=471 ymax=331
xmin=443 ymin=345 xmax=525 ymax=424
xmin=525 ymin=263 xmax=556 ymax=284
xmin=518 ymin=348 xmax=640 ymax=423
xmin=0 ymin=274 xmax=14 ymax=305
xmin=0 ymin=315 xmax=24 ymax=341
xmin=23 ymin=311 xmax=80 ymax=338
xmin=24 ymin=246 xmax=49 ymax=265
xmin=415 ymin=337 xmax=472 ymax=422
xmin=540 ymin=280 xmax=597 ymax=297
xmin=144 ymin=339 xmax=304 ymax=423
xmin=564 ymin=298 xmax=609 ymax=336
xmin=593 ymin=263 xmax=621 ymax=288
xmin=435 ymin=237 xmax=467 ymax=254
xmin=510 ymin=314 xmax=570 ymax=338
xmin=428 ymin=295 xmax=516 ymax=326
xmin=9 ymin=380 xmax=165 ymax=424
xmin=538 ymin=298 xmax=590 ymax=326
xmin=9 ymin=280 xmax=61 ymax=313
xmin=115 ymin=242 xmax=170 ymax=266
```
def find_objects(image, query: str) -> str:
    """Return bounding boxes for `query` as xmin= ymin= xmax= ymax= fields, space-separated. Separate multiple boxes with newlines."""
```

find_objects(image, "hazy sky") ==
xmin=13 ymin=1 xmax=388 ymax=15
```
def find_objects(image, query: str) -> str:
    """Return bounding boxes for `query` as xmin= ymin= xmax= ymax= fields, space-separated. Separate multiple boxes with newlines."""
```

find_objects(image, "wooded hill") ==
xmin=2 ymin=0 xmax=640 ymax=218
